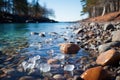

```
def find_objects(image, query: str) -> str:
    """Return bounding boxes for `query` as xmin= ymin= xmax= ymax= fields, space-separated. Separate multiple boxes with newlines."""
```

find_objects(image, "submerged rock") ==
xmin=59 ymin=43 xmax=80 ymax=54
xmin=39 ymin=32 xmax=46 ymax=37
xmin=19 ymin=76 xmax=35 ymax=80
xmin=53 ymin=74 xmax=65 ymax=80
xmin=96 ymin=49 xmax=120 ymax=66
xmin=47 ymin=58 xmax=59 ymax=64
xmin=30 ymin=32 xmax=39 ymax=35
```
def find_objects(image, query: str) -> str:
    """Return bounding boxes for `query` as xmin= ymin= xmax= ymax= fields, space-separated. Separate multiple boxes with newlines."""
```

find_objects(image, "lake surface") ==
xmin=0 ymin=22 xmax=88 ymax=75
xmin=0 ymin=23 xmax=78 ymax=56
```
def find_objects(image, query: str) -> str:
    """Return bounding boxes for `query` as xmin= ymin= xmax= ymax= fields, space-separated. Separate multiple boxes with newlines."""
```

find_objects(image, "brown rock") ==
xmin=96 ymin=49 xmax=120 ymax=66
xmin=19 ymin=76 xmax=35 ymax=80
xmin=53 ymin=74 xmax=65 ymax=80
xmin=59 ymin=43 xmax=80 ymax=54
xmin=80 ymin=66 xmax=109 ymax=80
xmin=0 ymin=70 xmax=6 ymax=78
xmin=47 ymin=58 xmax=58 ymax=64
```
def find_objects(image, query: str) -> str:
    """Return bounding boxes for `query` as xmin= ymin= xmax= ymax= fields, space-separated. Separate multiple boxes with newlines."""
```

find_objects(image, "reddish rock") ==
xmin=59 ymin=43 xmax=80 ymax=54
xmin=96 ymin=49 xmax=120 ymax=66
xmin=80 ymin=66 xmax=109 ymax=80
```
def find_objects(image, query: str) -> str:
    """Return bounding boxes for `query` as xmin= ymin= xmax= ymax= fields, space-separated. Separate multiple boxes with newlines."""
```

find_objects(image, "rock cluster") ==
xmin=73 ymin=22 xmax=120 ymax=80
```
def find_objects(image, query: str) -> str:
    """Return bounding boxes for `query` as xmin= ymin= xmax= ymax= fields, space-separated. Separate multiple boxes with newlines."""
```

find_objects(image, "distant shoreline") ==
xmin=0 ymin=12 xmax=58 ymax=23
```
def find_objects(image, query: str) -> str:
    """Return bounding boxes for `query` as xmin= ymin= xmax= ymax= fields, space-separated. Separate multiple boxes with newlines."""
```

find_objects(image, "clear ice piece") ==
xmin=64 ymin=64 xmax=75 ymax=71
xmin=40 ymin=63 xmax=51 ymax=72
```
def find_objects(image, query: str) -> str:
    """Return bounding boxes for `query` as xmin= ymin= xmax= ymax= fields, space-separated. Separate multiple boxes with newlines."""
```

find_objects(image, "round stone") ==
xmin=96 ymin=49 xmax=120 ymax=66
xmin=53 ymin=74 xmax=64 ymax=80
xmin=19 ymin=76 xmax=35 ymax=80
xmin=59 ymin=43 xmax=80 ymax=54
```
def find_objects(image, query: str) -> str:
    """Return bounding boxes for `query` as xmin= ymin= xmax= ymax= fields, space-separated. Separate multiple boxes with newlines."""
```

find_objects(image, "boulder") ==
xmin=98 ymin=42 xmax=120 ymax=53
xmin=103 ymin=23 xmax=114 ymax=30
xmin=80 ymin=66 xmax=109 ymax=80
xmin=59 ymin=43 xmax=80 ymax=54
xmin=96 ymin=49 xmax=120 ymax=66
xmin=112 ymin=30 xmax=120 ymax=42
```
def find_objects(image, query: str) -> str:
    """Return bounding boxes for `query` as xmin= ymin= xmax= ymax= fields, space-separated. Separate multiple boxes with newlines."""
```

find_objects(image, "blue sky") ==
xmin=39 ymin=0 xmax=88 ymax=21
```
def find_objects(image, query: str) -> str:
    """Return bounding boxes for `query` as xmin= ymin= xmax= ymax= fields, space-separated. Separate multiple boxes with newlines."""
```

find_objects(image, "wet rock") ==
xmin=73 ymin=75 xmax=84 ymax=80
xmin=39 ymin=32 xmax=45 ymax=37
xmin=30 ymin=32 xmax=39 ymax=35
xmin=0 ymin=51 xmax=3 ymax=55
xmin=47 ymin=58 xmax=59 ymax=64
xmin=103 ymin=23 xmax=114 ymax=30
xmin=98 ymin=42 xmax=120 ymax=53
xmin=80 ymin=66 xmax=109 ymax=80
xmin=19 ymin=76 xmax=35 ymax=80
xmin=112 ymin=30 xmax=120 ymax=42
xmin=53 ymin=74 xmax=65 ymax=80
xmin=59 ymin=43 xmax=80 ymax=54
xmin=74 ymin=28 xmax=83 ymax=34
xmin=0 ymin=70 xmax=6 ymax=78
xmin=96 ymin=49 xmax=120 ymax=66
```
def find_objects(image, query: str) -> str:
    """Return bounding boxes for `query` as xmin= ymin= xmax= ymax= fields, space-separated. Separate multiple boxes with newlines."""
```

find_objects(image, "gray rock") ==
xmin=116 ymin=25 xmax=120 ymax=29
xmin=117 ymin=70 xmax=120 ymax=74
xmin=103 ymin=23 xmax=114 ymax=30
xmin=74 ymin=28 xmax=83 ymax=34
xmin=98 ymin=42 xmax=120 ymax=53
xmin=112 ymin=30 xmax=120 ymax=42
xmin=116 ymin=76 xmax=120 ymax=80
xmin=89 ymin=22 xmax=96 ymax=26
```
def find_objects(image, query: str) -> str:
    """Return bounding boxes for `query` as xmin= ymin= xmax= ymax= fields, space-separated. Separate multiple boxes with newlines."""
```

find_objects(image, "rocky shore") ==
xmin=1 ymin=21 xmax=120 ymax=80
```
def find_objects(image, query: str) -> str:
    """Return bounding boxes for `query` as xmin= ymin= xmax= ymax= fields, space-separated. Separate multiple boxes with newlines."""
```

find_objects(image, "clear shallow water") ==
xmin=0 ymin=22 xmax=88 ymax=75
xmin=0 ymin=23 xmax=72 ymax=54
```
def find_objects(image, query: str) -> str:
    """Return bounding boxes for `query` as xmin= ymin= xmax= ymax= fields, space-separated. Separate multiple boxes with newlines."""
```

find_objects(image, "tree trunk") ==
xmin=102 ymin=5 xmax=106 ymax=16
xmin=93 ymin=6 xmax=96 ymax=17
xmin=117 ymin=0 xmax=120 ymax=11
xmin=113 ymin=0 xmax=116 ymax=11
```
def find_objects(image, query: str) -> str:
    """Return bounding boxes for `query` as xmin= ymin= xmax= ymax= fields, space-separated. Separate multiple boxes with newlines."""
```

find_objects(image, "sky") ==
xmin=39 ymin=0 xmax=88 ymax=22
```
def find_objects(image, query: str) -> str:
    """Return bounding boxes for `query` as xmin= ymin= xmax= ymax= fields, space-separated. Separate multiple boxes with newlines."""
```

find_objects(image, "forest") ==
xmin=81 ymin=0 xmax=120 ymax=18
xmin=0 ymin=0 xmax=56 ymax=23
